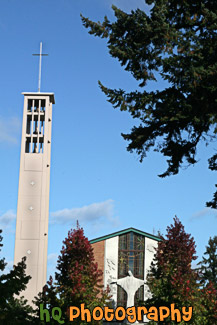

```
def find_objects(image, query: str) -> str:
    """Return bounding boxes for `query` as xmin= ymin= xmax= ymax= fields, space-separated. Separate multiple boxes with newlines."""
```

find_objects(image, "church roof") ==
xmin=90 ymin=227 xmax=161 ymax=244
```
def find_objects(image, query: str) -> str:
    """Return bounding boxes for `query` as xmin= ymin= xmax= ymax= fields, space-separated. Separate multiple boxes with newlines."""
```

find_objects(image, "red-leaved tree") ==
xmin=145 ymin=217 xmax=208 ymax=324
xmin=35 ymin=223 xmax=109 ymax=324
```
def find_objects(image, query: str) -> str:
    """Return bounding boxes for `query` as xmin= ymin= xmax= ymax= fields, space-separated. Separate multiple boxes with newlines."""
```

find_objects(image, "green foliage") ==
xmin=34 ymin=223 xmax=110 ymax=324
xmin=198 ymin=236 xmax=217 ymax=290
xmin=199 ymin=282 xmax=217 ymax=324
xmin=0 ymin=229 xmax=34 ymax=324
xmin=81 ymin=1 xmax=217 ymax=208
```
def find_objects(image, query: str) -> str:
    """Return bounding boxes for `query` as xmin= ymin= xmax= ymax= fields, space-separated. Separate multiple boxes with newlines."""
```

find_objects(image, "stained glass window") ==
xmin=117 ymin=232 xmax=145 ymax=308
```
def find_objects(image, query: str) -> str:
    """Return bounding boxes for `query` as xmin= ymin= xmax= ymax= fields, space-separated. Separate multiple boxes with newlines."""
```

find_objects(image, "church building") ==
xmin=90 ymin=228 xmax=160 ymax=309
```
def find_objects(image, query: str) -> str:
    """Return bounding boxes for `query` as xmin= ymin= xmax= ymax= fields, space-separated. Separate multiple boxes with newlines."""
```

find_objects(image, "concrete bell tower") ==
xmin=14 ymin=43 xmax=55 ymax=302
xmin=14 ymin=92 xmax=55 ymax=302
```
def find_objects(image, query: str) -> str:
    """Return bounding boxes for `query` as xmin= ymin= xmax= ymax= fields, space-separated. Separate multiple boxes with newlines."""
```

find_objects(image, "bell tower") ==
xmin=14 ymin=92 xmax=55 ymax=302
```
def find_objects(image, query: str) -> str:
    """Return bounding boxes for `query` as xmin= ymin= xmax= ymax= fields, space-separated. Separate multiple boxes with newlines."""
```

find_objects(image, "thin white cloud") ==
xmin=50 ymin=199 xmax=118 ymax=226
xmin=48 ymin=253 xmax=58 ymax=262
xmin=190 ymin=207 xmax=217 ymax=221
xmin=0 ymin=210 xmax=16 ymax=227
xmin=0 ymin=116 xmax=21 ymax=144
xmin=107 ymin=0 xmax=150 ymax=14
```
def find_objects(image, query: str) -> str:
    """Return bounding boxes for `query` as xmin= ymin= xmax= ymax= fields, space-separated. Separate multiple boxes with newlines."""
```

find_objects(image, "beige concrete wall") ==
xmin=14 ymin=93 xmax=54 ymax=303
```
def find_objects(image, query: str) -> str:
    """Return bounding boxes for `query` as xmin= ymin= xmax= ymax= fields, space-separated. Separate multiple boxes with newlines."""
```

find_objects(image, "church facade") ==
xmin=90 ymin=228 xmax=160 ymax=309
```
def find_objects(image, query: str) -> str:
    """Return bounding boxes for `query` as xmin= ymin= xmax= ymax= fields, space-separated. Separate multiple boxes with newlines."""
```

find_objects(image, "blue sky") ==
xmin=0 ymin=0 xmax=216 ymax=276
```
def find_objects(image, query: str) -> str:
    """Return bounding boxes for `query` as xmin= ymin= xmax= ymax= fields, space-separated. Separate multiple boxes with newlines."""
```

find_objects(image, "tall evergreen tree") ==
xmin=35 ymin=223 xmax=109 ymax=324
xmin=198 ymin=236 xmax=217 ymax=290
xmin=0 ymin=229 xmax=33 ymax=324
xmin=81 ymin=1 xmax=217 ymax=208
